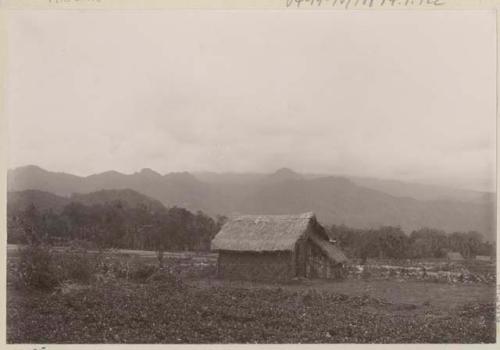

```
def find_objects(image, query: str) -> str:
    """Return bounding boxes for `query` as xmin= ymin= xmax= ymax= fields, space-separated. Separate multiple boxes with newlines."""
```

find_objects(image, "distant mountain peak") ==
xmin=89 ymin=170 xmax=123 ymax=177
xmin=139 ymin=168 xmax=161 ymax=177
xmin=267 ymin=168 xmax=303 ymax=181
xmin=274 ymin=167 xmax=298 ymax=174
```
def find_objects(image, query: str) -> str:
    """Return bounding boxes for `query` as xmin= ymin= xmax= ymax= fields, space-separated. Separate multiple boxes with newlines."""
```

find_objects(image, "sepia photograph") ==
xmin=3 ymin=6 xmax=498 ymax=345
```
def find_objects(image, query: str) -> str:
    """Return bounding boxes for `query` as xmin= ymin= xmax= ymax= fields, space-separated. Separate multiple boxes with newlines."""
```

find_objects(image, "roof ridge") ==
xmin=233 ymin=212 xmax=314 ymax=219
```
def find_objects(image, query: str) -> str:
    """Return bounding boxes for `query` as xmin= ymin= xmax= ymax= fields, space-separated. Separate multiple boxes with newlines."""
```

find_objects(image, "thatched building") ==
xmin=211 ymin=212 xmax=347 ymax=281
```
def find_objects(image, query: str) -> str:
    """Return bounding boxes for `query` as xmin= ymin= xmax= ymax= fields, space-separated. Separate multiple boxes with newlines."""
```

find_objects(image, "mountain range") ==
xmin=7 ymin=165 xmax=496 ymax=241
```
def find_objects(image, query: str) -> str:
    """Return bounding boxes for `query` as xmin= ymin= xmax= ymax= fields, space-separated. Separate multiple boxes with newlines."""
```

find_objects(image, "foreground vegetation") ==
xmin=7 ymin=245 xmax=496 ymax=344
xmin=8 ymin=277 xmax=496 ymax=343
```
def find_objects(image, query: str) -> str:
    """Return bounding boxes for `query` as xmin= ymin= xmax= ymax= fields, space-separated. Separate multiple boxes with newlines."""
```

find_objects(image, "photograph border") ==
xmin=0 ymin=0 xmax=498 ymax=349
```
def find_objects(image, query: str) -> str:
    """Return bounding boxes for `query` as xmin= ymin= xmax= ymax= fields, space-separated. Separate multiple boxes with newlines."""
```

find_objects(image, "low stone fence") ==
xmin=347 ymin=263 xmax=495 ymax=285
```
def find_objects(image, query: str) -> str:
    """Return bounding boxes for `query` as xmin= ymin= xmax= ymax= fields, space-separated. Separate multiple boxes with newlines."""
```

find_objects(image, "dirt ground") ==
xmin=191 ymin=278 xmax=496 ymax=311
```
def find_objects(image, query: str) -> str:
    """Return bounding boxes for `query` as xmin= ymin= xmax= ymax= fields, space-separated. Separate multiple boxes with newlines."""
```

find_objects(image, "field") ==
xmin=6 ymin=245 xmax=497 ymax=344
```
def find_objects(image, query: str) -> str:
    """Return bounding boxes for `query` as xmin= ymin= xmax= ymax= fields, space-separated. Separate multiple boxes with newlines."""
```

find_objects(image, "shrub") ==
xmin=14 ymin=245 xmax=96 ymax=290
xmin=54 ymin=248 xmax=94 ymax=284
xmin=93 ymin=251 xmax=130 ymax=279
xmin=147 ymin=268 xmax=185 ymax=290
xmin=15 ymin=244 xmax=59 ymax=290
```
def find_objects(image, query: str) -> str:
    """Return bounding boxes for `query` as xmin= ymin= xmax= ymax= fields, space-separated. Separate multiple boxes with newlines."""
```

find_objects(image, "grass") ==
xmin=6 ymin=248 xmax=497 ymax=344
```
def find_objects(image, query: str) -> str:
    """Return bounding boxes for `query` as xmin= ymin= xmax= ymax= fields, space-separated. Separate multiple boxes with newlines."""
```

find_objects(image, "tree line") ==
xmin=328 ymin=224 xmax=495 ymax=261
xmin=8 ymin=201 xmax=227 ymax=252
xmin=8 ymin=201 xmax=495 ymax=260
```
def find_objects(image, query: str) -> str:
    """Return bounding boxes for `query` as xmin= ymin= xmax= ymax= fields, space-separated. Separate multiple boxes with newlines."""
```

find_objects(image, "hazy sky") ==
xmin=6 ymin=10 xmax=496 ymax=191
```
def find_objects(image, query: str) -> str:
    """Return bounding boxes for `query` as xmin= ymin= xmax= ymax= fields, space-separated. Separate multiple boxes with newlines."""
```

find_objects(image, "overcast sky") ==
xmin=6 ymin=10 xmax=496 ymax=191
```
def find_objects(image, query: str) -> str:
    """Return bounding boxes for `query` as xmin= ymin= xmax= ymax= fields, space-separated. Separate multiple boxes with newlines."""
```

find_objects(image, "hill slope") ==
xmin=7 ymin=190 xmax=71 ymax=215
xmin=8 ymin=189 xmax=166 ymax=215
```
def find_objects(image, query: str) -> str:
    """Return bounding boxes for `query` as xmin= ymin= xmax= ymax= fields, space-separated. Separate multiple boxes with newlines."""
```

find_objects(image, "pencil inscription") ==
xmin=286 ymin=0 xmax=445 ymax=8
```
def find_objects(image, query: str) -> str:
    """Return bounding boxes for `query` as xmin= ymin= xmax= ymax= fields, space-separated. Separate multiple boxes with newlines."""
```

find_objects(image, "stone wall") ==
xmin=347 ymin=262 xmax=495 ymax=285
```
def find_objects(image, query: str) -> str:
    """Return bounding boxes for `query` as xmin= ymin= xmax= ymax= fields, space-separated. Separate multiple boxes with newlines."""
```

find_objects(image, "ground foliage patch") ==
xmin=7 ymin=277 xmax=496 ymax=344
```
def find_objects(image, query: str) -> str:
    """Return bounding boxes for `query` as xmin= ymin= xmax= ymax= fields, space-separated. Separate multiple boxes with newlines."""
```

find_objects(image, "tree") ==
xmin=409 ymin=228 xmax=447 ymax=258
xmin=21 ymin=203 xmax=43 ymax=245
xmin=9 ymin=198 xmax=231 ymax=252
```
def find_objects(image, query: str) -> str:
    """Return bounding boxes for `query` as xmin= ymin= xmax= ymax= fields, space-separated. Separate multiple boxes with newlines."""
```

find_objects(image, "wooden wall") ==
xmin=217 ymin=250 xmax=293 ymax=281
xmin=305 ymin=241 xmax=345 ymax=280
xmin=217 ymin=236 xmax=345 ymax=281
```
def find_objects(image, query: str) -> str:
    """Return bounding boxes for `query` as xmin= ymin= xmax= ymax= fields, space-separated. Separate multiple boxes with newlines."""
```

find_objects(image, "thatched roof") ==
xmin=309 ymin=233 xmax=347 ymax=263
xmin=446 ymin=251 xmax=464 ymax=260
xmin=211 ymin=212 xmax=317 ymax=252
